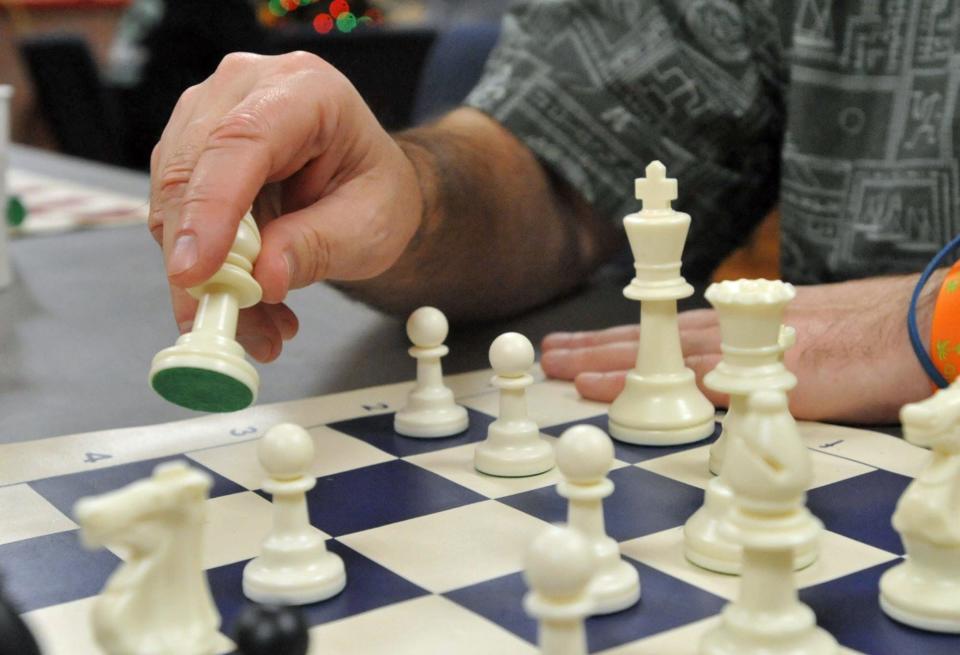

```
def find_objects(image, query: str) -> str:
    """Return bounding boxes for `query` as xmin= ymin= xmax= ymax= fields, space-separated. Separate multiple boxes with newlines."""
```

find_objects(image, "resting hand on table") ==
xmin=542 ymin=274 xmax=941 ymax=425
xmin=147 ymin=52 xmax=424 ymax=363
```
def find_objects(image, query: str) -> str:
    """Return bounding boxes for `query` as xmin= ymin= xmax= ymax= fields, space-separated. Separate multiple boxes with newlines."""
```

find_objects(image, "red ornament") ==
xmin=364 ymin=7 xmax=383 ymax=23
xmin=313 ymin=13 xmax=334 ymax=33
xmin=280 ymin=0 xmax=299 ymax=10
xmin=329 ymin=0 xmax=350 ymax=18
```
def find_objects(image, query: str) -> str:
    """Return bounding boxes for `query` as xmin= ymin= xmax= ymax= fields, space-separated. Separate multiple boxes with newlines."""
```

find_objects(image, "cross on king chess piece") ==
xmin=635 ymin=161 xmax=677 ymax=211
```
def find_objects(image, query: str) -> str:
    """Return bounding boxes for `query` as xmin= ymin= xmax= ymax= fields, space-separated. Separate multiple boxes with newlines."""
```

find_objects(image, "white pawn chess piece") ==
xmin=474 ymin=332 xmax=555 ymax=477
xmin=700 ymin=391 xmax=837 ymax=655
xmin=523 ymin=525 xmax=595 ymax=655
xmin=0 ymin=85 xmax=12 ymax=290
xmin=685 ymin=280 xmax=815 ymax=574
xmin=556 ymin=425 xmax=640 ymax=614
xmin=394 ymin=307 xmax=469 ymax=437
xmin=243 ymin=423 xmax=346 ymax=605
xmin=75 ymin=461 xmax=233 ymax=655
xmin=608 ymin=161 xmax=715 ymax=446
xmin=150 ymin=212 xmax=262 ymax=412
xmin=879 ymin=381 xmax=960 ymax=632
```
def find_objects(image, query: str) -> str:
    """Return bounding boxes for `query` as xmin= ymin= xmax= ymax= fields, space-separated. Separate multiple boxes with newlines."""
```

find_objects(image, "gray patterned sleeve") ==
xmin=466 ymin=0 xmax=788 ymax=278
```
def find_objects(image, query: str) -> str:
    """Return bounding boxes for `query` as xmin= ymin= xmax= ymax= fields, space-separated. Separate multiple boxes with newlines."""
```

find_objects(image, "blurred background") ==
xmin=0 ymin=0 xmax=513 ymax=171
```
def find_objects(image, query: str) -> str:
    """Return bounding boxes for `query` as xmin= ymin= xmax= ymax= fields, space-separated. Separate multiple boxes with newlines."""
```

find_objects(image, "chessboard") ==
xmin=0 ymin=368 xmax=953 ymax=655
xmin=7 ymin=168 xmax=148 ymax=235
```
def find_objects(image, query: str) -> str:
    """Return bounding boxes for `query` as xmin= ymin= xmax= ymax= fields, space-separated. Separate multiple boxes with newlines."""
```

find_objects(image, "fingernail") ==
xmin=578 ymin=372 xmax=603 ymax=384
xmin=168 ymin=234 xmax=198 ymax=276
xmin=283 ymin=251 xmax=297 ymax=288
xmin=178 ymin=320 xmax=194 ymax=334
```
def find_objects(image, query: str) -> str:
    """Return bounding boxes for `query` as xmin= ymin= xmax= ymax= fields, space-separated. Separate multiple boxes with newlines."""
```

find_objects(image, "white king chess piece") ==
xmin=556 ymin=425 xmax=640 ymax=614
xmin=685 ymin=280 xmax=816 ymax=574
xmin=700 ymin=390 xmax=836 ymax=655
xmin=879 ymin=381 xmax=960 ymax=632
xmin=75 ymin=462 xmax=233 ymax=655
xmin=244 ymin=423 xmax=347 ymax=604
xmin=608 ymin=161 xmax=715 ymax=446
xmin=394 ymin=306 xmax=469 ymax=437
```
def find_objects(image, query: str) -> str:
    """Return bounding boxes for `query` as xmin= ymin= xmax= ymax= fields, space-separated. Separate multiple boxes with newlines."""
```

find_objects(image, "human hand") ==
xmin=541 ymin=274 xmax=940 ymax=424
xmin=148 ymin=52 xmax=424 ymax=362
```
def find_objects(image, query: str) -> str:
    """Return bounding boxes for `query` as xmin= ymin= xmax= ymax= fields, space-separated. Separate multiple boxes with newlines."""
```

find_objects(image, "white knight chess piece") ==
xmin=880 ymin=381 xmax=960 ymax=632
xmin=75 ymin=462 xmax=233 ymax=655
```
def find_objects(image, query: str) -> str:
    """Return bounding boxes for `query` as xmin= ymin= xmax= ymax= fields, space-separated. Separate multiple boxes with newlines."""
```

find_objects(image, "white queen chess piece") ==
xmin=74 ymin=461 xmax=233 ymax=655
xmin=474 ymin=332 xmax=555 ymax=477
xmin=879 ymin=381 xmax=960 ymax=632
xmin=608 ymin=162 xmax=715 ymax=445
xmin=150 ymin=212 xmax=262 ymax=413
xmin=394 ymin=306 xmax=469 ymax=437
xmin=556 ymin=425 xmax=640 ymax=614
xmin=699 ymin=390 xmax=837 ymax=655
xmin=685 ymin=280 xmax=816 ymax=574
xmin=243 ymin=423 xmax=347 ymax=605
xmin=524 ymin=525 xmax=595 ymax=655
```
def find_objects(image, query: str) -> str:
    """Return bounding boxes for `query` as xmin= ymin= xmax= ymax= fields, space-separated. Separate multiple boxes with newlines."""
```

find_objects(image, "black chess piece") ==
xmin=0 ymin=577 xmax=42 ymax=655
xmin=234 ymin=603 xmax=309 ymax=655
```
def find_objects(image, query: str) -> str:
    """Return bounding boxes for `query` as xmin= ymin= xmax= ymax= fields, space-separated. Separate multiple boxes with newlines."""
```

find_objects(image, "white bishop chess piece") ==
xmin=243 ymin=423 xmax=347 ymax=605
xmin=75 ymin=461 xmax=233 ymax=655
xmin=700 ymin=390 xmax=837 ymax=655
xmin=394 ymin=306 xmax=469 ymax=437
xmin=685 ymin=280 xmax=816 ymax=574
xmin=523 ymin=525 xmax=595 ymax=655
xmin=879 ymin=381 xmax=960 ymax=632
xmin=608 ymin=161 xmax=715 ymax=446
xmin=556 ymin=425 xmax=640 ymax=614
xmin=474 ymin=332 xmax=555 ymax=477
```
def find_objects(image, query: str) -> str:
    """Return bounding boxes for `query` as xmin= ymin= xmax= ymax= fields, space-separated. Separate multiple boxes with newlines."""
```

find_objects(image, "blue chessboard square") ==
xmin=0 ymin=530 xmax=120 ymax=612
xmin=497 ymin=466 xmax=703 ymax=541
xmin=29 ymin=457 xmax=245 ymax=520
xmin=542 ymin=416 xmax=720 ymax=464
xmin=328 ymin=408 xmax=494 ymax=457
xmin=806 ymin=469 xmax=910 ymax=555
xmin=210 ymin=540 xmax=429 ymax=636
xmin=298 ymin=460 xmax=486 ymax=536
xmin=445 ymin=557 xmax=725 ymax=652
xmin=801 ymin=559 xmax=960 ymax=655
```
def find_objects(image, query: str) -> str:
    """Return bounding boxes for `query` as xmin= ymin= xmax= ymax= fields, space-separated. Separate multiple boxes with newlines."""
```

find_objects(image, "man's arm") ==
xmin=542 ymin=270 xmax=946 ymax=424
xmin=149 ymin=53 xmax=618 ymax=361
xmin=339 ymin=108 xmax=620 ymax=320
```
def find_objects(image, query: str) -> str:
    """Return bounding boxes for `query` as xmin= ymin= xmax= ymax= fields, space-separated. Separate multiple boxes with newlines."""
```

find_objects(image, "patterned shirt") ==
xmin=466 ymin=0 xmax=960 ymax=283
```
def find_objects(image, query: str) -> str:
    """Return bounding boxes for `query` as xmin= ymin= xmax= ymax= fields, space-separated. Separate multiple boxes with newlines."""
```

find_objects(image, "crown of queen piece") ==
xmin=623 ymin=162 xmax=693 ymax=301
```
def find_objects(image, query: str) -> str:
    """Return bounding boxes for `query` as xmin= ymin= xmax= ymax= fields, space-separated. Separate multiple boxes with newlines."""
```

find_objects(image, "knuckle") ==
xmin=280 ymin=50 xmax=322 ymax=70
xmin=297 ymin=223 xmax=331 ymax=283
xmin=208 ymin=110 xmax=270 ymax=150
xmin=217 ymin=52 xmax=260 ymax=74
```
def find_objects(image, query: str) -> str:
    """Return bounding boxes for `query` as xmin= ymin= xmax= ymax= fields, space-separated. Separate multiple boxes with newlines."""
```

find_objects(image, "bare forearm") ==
xmin=338 ymin=108 xmax=618 ymax=320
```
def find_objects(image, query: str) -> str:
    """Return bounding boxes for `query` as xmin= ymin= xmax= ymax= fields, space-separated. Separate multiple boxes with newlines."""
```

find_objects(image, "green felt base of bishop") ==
xmin=151 ymin=367 xmax=254 ymax=413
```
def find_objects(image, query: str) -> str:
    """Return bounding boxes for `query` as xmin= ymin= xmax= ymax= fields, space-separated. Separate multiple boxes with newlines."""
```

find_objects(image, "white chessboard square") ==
xmin=337 ymin=500 xmax=550 ymax=593
xmin=307 ymin=594 xmax=538 ymax=655
xmin=594 ymin=615 xmax=865 ymax=655
xmin=405 ymin=441 xmax=629 ymax=498
xmin=0 ymin=483 xmax=77 ymax=546
xmin=621 ymin=526 xmax=899 ymax=602
xmin=187 ymin=425 xmax=396 ymax=490
xmin=798 ymin=422 xmax=928 ymax=478
xmin=636 ymin=444 xmax=875 ymax=491
xmin=459 ymin=378 xmax=608 ymax=428
xmin=203 ymin=491 xmax=281 ymax=569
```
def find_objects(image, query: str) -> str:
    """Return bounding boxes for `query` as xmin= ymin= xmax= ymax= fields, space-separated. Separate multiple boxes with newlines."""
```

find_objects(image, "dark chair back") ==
xmin=264 ymin=26 xmax=436 ymax=131
xmin=412 ymin=22 xmax=501 ymax=124
xmin=18 ymin=33 xmax=125 ymax=164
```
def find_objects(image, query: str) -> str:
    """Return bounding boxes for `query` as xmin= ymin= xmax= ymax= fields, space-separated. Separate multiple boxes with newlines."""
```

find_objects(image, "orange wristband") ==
xmin=930 ymin=261 xmax=960 ymax=384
